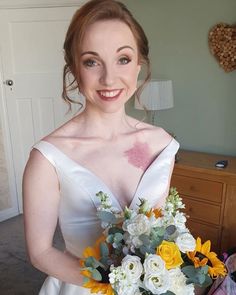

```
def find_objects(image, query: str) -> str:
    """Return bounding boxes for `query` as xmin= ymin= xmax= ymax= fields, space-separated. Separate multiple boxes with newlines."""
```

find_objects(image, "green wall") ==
xmin=125 ymin=0 xmax=236 ymax=156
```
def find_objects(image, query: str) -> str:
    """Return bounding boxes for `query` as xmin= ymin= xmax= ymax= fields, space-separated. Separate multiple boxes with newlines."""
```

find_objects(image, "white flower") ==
xmin=116 ymin=284 xmax=139 ymax=295
xmin=173 ymin=211 xmax=187 ymax=232
xmin=176 ymin=232 xmax=196 ymax=253
xmin=143 ymin=254 xmax=166 ymax=274
xmin=143 ymin=270 xmax=170 ymax=294
xmin=109 ymin=265 xmax=140 ymax=295
xmin=125 ymin=214 xmax=151 ymax=236
xmin=121 ymin=255 xmax=143 ymax=282
xmin=168 ymin=268 xmax=194 ymax=295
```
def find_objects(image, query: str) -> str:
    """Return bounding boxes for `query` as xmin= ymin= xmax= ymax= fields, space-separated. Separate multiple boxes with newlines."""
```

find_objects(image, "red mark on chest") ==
xmin=124 ymin=142 xmax=152 ymax=171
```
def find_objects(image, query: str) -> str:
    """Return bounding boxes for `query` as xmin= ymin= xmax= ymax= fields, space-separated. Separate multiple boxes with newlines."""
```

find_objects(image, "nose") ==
xmin=99 ymin=63 xmax=116 ymax=86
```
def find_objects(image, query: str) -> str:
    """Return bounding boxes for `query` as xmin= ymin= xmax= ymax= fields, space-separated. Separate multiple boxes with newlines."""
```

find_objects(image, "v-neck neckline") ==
xmin=38 ymin=138 xmax=176 ymax=210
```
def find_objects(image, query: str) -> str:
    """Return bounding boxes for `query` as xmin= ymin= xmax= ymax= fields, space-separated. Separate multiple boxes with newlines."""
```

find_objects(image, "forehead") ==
xmin=81 ymin=20 xmax=138 ymax=51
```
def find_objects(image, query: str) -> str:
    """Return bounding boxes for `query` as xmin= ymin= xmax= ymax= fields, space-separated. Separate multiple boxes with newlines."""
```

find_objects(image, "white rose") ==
xmin=143 ymin=254 xmax=166 ymax=274
xmin=168 ymin=268 xmax=194 ymax=295
xmin=143 ymin=270 xmax=170 ymax=294
xmin=121 ymin=255 xmax=143 ymax=282
xmin=126 ymin=214 xmax=151 ymax=236
xmin=176 ymin=232 xmax=196 ymax=253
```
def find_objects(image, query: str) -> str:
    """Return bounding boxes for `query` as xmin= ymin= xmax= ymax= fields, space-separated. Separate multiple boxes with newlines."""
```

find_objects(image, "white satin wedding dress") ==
xmin=33 ymin=138 xmax=179 ymax=294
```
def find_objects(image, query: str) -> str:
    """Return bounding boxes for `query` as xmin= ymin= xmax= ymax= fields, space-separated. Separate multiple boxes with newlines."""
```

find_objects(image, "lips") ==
xmin=97 ymin=89 xmax=123 ymax=101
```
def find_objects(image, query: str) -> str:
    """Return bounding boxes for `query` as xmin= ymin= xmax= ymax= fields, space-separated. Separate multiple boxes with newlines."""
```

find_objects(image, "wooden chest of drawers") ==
xmin=171 ymin=150 xmax=236 ymax=254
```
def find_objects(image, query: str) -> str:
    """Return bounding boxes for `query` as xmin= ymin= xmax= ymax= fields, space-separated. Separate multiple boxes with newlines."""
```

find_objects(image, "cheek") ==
xmin=79 ymin=69 xmax=98 ymax=92
xmin=122 ymin=64 xmax=140 ymax=82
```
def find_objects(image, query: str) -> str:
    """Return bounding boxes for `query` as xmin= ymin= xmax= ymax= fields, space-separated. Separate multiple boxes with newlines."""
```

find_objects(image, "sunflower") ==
xmin=83 ymin=280 xmax=114 ymax=295
xmin=80 ymin=235 xmax=114 ymax=295
xmin=187 ymin=237 xmax=227 ymax=278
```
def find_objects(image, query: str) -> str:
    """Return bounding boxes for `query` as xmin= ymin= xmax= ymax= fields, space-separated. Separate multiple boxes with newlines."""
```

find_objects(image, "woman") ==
xmin=23 ymin=0 xmax=179 ymax=294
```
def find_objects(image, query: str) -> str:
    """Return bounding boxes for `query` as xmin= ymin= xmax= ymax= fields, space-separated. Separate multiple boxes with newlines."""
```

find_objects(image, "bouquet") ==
xmin=80 ymin=188 xmax=226 ymax=295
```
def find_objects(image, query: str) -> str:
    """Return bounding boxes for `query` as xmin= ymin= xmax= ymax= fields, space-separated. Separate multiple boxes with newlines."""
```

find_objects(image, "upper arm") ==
xmin=23 ymin=149 xmax=60 ymax=261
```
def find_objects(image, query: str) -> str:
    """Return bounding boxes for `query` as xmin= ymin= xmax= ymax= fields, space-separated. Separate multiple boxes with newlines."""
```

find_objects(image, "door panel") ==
xmin=0 ymin=6 xmax=81 ymax=216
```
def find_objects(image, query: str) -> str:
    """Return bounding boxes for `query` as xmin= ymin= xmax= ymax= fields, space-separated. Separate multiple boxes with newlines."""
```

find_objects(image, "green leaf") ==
xmin=182 ymin=265 xmax=198 ymax=278
xmin=165 ymin=225 xmax=177 ymax=235
xmin=108 ymin=227 xmax=124 ymax=235
xmin=200 ymin=275 xmax=213 ymax=288
xmin=97 ymin=211 xmax=117 ymax=224
xmin=100 ymin=242 xmax=109 ymax=257
xmin=85 ymin=256 xmax=104 ymax=269
xmin=201 ymin=265 xmax=209 ymax=274
xmin=139 ymin=234 xmax=151 ymax=245
xmin=91 ymin=268 xmax=102 ymax=281
xmin=114 ymin=232 xmax=123 ymax=243
xmin=153 ymin=226 xmax=165 ymax=237
xmin=160 ymin=291 xmax=175 ymax=295
xmin=196 ymin=273 xmax=206 ymax=284
xmin=82 ymin=276 xmax=90 ymax=284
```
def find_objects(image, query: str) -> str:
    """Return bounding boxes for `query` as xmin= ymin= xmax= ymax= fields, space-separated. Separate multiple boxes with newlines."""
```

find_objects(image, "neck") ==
xmin=76 ymin=105 xmax=135 ymax=140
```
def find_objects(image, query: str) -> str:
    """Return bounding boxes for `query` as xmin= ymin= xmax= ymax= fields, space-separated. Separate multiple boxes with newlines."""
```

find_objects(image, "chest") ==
xmin=72 ymin=143 xmax=156 ymax=208
xmin=84 ymin=151 xmax=147 ymax=208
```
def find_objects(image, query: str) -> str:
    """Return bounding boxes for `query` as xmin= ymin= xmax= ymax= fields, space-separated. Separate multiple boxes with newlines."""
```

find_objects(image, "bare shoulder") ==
xmin=41 ymin=116 xmax=81 ymax=147
xmin=24 ymin=147 xmax=56 ymax=179
xmin=131 ymin=118 xmax=173 ymax=149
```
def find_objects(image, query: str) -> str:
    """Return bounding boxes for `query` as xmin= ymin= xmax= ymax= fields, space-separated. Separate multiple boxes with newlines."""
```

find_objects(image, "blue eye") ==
xmin=83 ymin=59 xmax=98 ymax=67
xmin=119 ymin=57 xmax=131 ymax=65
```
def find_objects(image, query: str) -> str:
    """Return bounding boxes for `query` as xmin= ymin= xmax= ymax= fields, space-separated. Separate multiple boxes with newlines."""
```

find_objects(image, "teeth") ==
xmin=100 ymin=90 xmax=120 ymax=97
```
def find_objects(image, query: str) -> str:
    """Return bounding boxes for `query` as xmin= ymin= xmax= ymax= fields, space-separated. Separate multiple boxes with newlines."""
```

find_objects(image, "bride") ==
xmin=23 ymin=0 xmax=179 ymax=294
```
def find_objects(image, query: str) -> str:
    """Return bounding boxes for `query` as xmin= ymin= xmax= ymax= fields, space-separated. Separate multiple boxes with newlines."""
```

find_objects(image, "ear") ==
xmin=138 ymin=64 xmax=141 ymax=73
xmin=137 ymin=64 xmax=141 ymax=77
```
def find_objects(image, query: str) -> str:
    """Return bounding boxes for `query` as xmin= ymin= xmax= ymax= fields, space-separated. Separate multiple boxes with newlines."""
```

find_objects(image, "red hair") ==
xmin=62 ymin=0 xmax=150 ymax=108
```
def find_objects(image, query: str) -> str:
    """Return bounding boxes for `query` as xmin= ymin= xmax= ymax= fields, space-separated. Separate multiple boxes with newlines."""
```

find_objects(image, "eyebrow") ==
xmin=117 ymin=45 xmax=135 ymax=52
xmin=80 ymin=51 xmax=99 ymax=57
xmin=80 ymin=46 xmax=135 ymax=57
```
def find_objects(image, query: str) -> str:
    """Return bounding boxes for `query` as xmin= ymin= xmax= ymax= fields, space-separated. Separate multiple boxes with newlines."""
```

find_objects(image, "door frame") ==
xmin=0 ymin=55 xmax=19 ymax=222
xmin=0 ymin=0 xmax=84 ymax=9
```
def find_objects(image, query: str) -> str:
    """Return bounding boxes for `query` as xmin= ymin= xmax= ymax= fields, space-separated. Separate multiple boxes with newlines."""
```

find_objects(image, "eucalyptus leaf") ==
xmin=182 ymin=265 xmax=198 ymax=278
xmin=114 ymin=232 xmax=123 ymax=243
xmin=97 ymin=211 xmax=117 ymax=224
xmin=140 ymin=245 xmax=149 ymax=256
xmin=201 ymin=265 xmax=209 ymax=274
xmin=85 ymin=257 xmax=103 ymax=269
xmin=153 ymin=226 xmax=165 ymax=237
xmin=165 ymin=225 xmax=177 ymax=235
xmin=100 ymin=242 xmax=109 ymax=257
xmin=106 ymin=234 xmax=114 ymax=243
xmin=196 ymin=273 xmax=206 ymax=284
xmin=200 ymin=275 xmax=212 ymax=287
xmin=139 ymin=234 xmax=150 ymax=245
xmin=108 ymin=227 xmax=124 ymax=235
xmin=91 ymin=268 xmax=102 ymax=281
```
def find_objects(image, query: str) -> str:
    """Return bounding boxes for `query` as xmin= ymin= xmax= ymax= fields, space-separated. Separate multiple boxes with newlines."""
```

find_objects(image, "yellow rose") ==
xmin=157 ymin=240 xmax=183 ymax=269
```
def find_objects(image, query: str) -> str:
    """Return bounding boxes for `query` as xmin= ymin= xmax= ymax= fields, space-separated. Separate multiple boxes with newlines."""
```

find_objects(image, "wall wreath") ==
xmin=208 ymin=23 xmax=236 ymax=72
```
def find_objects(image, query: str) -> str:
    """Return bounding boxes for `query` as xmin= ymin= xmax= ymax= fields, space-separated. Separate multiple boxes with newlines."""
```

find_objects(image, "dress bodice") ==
xmin=33 ymin=138 xmax=179 ymax=258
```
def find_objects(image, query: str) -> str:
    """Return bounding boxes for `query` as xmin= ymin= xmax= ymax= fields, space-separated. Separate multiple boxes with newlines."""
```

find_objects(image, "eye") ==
xmin=83 ymin=59 xmax=99 ymax=67
xmin=118 ymin=56 xmax=131 ymax=65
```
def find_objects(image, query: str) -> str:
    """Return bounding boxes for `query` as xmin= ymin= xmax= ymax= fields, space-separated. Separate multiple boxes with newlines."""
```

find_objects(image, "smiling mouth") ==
xmin=97 ymin=89 xmax=123 ymax=101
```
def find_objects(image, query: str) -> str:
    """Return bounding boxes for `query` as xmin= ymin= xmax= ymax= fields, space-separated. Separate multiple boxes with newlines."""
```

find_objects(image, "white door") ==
xmin=0 ymin=5 xmax=82 ymax=218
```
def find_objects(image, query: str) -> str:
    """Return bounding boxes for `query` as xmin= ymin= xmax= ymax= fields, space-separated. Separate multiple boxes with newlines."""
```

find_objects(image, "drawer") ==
xmin=187 ymin=220 xmax=220 ymax=252
xmin=171 ymin=174 xmax=223 ymax=203
xmin=183 ymin=197 xmax=221 ymax=225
